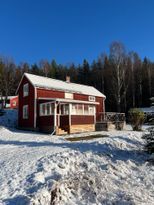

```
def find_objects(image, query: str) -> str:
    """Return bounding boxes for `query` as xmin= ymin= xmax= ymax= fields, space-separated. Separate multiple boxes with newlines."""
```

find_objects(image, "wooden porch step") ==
xmin=56 ymin=127 xmax=68 ymax=135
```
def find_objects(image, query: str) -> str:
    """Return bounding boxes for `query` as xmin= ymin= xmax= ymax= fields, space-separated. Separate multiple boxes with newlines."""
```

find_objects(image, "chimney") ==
xmin=66 ymin=76 xmax=70 ymax=83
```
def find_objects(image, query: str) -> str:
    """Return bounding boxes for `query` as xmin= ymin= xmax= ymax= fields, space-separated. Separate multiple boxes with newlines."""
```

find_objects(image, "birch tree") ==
xmin=109 ymin=42 xmax=127 ymax=112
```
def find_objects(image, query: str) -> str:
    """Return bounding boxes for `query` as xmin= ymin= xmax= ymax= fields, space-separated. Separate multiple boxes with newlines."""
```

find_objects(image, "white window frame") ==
xmin=89 ymin=96 xmax=95 ymax=102
xmin=23 ymin=105 xmax=28 ymax=119
xmin=23 ymin=83 xmax=29 ymax=97
xmin=71 ymin=104 xmax=95 ymax=116
xmin=39 ymin=102 xmax=54 ymax=116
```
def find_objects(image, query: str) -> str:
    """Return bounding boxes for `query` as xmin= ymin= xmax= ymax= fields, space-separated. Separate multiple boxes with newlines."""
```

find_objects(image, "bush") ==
xmin=129 ymin=108 xmax=145 ymax=131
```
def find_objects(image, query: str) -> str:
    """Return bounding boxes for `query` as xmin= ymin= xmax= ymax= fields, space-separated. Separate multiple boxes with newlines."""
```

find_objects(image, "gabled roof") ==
xmin=16 ymin=73 xmax=106 ymax=98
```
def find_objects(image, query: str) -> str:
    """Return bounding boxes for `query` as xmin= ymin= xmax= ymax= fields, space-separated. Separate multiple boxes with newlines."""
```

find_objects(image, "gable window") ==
xmin=23 ymin=83 xmax=29 ymax=97
xmin=89 ymin=96 xmax=95 ymax=102
xmin=23 ymin=105 xmax=28 ymax=119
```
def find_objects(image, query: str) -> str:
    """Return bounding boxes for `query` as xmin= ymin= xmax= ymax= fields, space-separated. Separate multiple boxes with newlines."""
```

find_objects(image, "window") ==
xmin=89 ymin=96 xmax=95 ymax=102
xmin=23 ymin=83 xmax=29 ymax=97
xmin=46 ymin=103 xmax=51 ymax=115
xmin=23 ymin=105 xmax=28 ymax=119
xmin=71 ymin=104 xmax=95 ymax=115
xmin=89 ymin=105 xmax=95 ymax=115
xmin=84 ymin=105 xmax=89 ymax=115
xmin=40 ymin=103 xmax=54 ymax=116
xmin=72 ymin=104 xmax=77 ymax=114
xmin=61 ymin=104 xmax=69 ymax=115
xmin=78 ymin=104 xmax=83 ymax=115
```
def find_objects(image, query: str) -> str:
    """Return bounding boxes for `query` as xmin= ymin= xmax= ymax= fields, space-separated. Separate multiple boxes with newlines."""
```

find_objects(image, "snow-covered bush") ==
xmin=129 ymin=108 xmax=145 ymax=131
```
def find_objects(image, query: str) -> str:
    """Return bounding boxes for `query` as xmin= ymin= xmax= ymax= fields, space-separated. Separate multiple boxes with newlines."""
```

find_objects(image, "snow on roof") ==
xmin=24 ymin=73 xmax=105 ymax=98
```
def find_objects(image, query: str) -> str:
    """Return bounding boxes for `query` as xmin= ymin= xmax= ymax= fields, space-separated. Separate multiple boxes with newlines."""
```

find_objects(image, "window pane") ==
xmin=72 ymin=104 xmax=77 ymax=114
xmin=84 ymin=105 xmax=89 ymax=115
xmin=89 ymin=105 xmax=94 ymax=115
xmin=23 ymin=105 xmax=28 ymax=119
xmin=64 ymin=104 xmax=69 ymax=115
xmin=51 ymin=104 xmax=54 ymax=114
xmin=23 ymin=84 xmax=29 ymax=97
xmin=78 ymin=104 xmax=83 ymax=115
xmin=42 ymin=104 xmax=46 ymax=115
xmin=46 ymin=104 xmax=50 ymax=115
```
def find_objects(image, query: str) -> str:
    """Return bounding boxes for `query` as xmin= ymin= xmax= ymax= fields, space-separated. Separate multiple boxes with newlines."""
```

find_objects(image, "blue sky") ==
xmin=0 ymin=0 xmax=154 ymax=65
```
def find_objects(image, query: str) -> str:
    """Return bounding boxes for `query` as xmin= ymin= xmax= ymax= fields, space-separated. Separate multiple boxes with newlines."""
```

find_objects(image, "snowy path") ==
xmin=0 ymin=127 xmax=154 ymax=205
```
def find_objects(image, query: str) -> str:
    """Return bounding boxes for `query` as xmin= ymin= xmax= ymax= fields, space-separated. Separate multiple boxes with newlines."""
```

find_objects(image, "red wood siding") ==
xmin=60 ymin=115 xmax=69 ymax=127
xmin=71 ymin=115 xmax=94 ymax=125
xmin=10 ymin=96 xmax=18 ymax=109
xmin=37 ymin=88 xmax=64 ymax=98
xmin=18 ymin=76 xmax=35 ymax=128
xmin=38 ymin=115 xmax=54 ymax=126
xmin=73 ymin=93 xmax=89 ymax=101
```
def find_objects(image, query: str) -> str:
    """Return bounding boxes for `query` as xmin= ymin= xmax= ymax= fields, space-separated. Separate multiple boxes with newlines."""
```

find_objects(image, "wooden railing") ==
xmin=97 ymin=112 xmax=125 ymax=122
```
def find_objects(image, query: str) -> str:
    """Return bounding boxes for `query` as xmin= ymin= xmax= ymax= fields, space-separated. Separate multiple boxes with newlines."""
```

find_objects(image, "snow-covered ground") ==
xmin=0 ymin=111 xmax=154 ymax=205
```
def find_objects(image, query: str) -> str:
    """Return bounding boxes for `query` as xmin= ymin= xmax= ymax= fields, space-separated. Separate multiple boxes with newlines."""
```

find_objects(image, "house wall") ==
xmin=37 ymin=88 xmax=64 ymax=98
xmin=71 ymin=115 xmax=94 ymax=125
xmin=18 ymin=76 xmax=35 ymax=128
xmin=38 ymin=115 xmax=54 ymax=133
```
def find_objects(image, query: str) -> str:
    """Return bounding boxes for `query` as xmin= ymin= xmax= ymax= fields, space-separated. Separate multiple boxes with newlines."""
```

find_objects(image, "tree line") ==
xmin=0 ymin=41 xmax=154 ymax=113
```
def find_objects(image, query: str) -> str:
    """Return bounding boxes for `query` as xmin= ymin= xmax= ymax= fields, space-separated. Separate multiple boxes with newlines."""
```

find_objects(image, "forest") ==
xmin=0 ymin=41 xmax=154 ymax=113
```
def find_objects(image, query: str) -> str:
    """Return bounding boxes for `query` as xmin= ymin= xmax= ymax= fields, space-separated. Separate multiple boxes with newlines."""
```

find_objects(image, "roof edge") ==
xmin=15 ymin=73 xmax=35 ymax=94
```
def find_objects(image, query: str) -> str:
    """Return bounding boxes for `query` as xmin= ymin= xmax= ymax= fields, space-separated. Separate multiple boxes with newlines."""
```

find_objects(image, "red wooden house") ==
xmin=16 ymin=73 xmax=106 ymax=134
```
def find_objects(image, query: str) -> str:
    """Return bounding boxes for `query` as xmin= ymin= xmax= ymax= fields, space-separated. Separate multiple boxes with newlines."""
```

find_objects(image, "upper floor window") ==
xmin=23 ymin=105 xmax=28 ymax=119
xmin=89 ymin=96 xmax=95 ymax=102
xmin=23 ymin=83 xmax=29 ymax=97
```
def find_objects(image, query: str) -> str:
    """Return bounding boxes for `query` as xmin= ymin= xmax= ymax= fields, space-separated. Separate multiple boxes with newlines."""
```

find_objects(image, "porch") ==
xmin=37 ymin=98 xmax=98 ymax=134
xmin=96 ymin=112 xmax=126 ymax=131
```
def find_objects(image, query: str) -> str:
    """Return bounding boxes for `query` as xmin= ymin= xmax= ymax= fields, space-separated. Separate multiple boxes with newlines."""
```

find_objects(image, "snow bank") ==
xmin=0 ymin=127 xmax=153 ymax=205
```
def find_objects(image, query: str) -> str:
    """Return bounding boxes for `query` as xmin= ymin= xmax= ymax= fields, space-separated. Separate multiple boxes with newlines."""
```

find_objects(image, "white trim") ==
xmin=34 ymin=87 xmax=37 ymax=128
xmin=16 ymin=73 xmax=36 ymax=94
xmin=16 ymin=74 xmax=25 ymax=94
xmin=38 ymin=97 xmax=99 ymax=105
xmin=69 ymin=104 xmax=71 ymax=126
xmin=54 ymin=102 xmax=57 ymax=128
xmin=103 ymin=98 xmax=105 ymax=113
xmin=94 ymin=106 xmax=96 ymax=124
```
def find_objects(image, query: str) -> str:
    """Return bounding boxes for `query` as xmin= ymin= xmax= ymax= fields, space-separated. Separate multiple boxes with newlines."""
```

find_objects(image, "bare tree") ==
xmin=109 ymin=41 xmax=127 ymax=112
xmin=39 ymin=60 xmax=50 ymax=77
